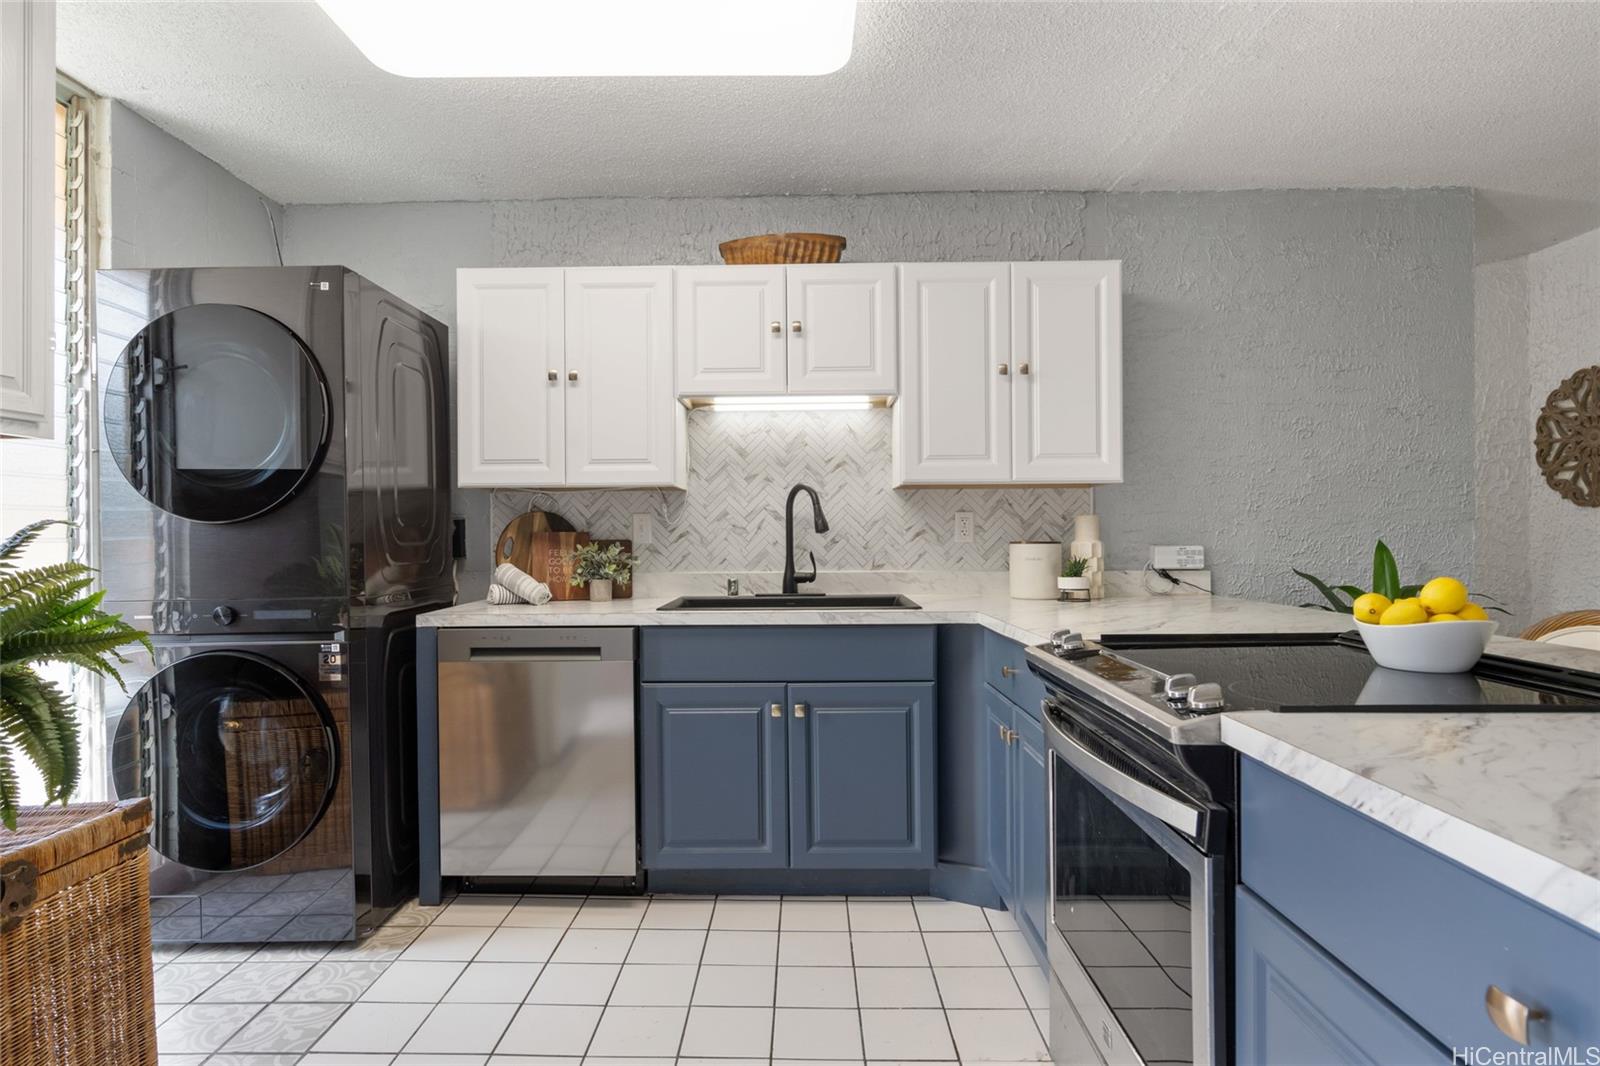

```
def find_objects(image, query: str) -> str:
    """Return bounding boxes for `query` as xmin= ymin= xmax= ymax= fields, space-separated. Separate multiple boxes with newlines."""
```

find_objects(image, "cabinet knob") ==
xmin=998 ymin=362 xmax=1010 ymax=376
xmin=770 ymin=702 xmax=782 ymax=718
xmin=1019 ymin=362 xmax=1031 ymax=375
xmin=547 ymin=370 xmax=558 ymax=383
xmin=791 ymin=320 xmax=802 ymax=334
xmin=1485 ymin=985 xmax=1547 ymax=1047
xmin=770 ymin=321 xmax=782 ymax=335
xmin=793 ymin=702 xmax=807 ymax=718
xmin=568 ymin=370 xmax=579 ymax=383
xmin=1000 ymin=665 xmax=1017 ymax=678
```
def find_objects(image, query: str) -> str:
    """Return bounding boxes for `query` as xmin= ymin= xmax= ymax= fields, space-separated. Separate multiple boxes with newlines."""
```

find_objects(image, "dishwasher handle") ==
xmin=437 ymin=627 xmax=636 ymax=663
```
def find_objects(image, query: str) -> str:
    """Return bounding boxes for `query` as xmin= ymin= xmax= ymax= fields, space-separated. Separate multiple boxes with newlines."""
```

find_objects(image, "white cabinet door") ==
xmin=456 ymin=268 xmax=565 ymax=487
xmin=0 ymin=0 xmax=55 ymax=439
xmin=1010 ymin=262 xmax=1122 ymax=482
xmin=566 ymin=267 xmax=684 ymax=487
xmin=785 ymin=264 xmax=897 ymax=395
xmin=674 ymin=265 xmax=787 ymax=395
xmin=894 ymin=263 xmax=1011 ymax=485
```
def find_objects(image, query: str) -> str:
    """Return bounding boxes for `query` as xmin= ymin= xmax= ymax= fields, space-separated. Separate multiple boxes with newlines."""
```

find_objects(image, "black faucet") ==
xmin=781 ymin=483 xmax=830 ymax=595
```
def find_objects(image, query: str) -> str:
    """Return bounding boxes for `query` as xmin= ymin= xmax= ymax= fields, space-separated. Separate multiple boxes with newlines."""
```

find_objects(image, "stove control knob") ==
xmin=1163 ymin=674 xmax=1199 ymax=703
xmin=211 ymin=605 xmax=237 ymax=627
xmin=1050 ymin=629 xmax=1085 ymax=654
xmin=1187 ymin=682 xmax=1225 ymax=711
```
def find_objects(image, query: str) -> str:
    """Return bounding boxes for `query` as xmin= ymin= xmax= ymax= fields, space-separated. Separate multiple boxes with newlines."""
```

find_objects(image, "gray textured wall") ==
xmin=1475 ymin=228 xmax=1600 ymax=625
xmin=282 ymin=189 xmax=1477 ymax=604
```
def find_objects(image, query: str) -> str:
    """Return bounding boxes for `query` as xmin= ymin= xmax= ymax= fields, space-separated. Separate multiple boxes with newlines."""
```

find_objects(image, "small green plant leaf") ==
xmin=1292 ymin=569 xmax=1354 ymax=613
xmin=1372 ymin=541 xmax=1401 ymax=602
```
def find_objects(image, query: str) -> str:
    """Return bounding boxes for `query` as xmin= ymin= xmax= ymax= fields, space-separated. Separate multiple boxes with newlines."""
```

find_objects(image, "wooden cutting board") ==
xmin=495 ymin=511 xmax=589 ymax=601
xmin=493 ymin=508 xmax=576 ymax=565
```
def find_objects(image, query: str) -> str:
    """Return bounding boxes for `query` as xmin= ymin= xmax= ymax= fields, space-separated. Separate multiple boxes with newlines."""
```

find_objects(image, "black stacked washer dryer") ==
xmin=96 ymin=266 xmax=451 ymax=942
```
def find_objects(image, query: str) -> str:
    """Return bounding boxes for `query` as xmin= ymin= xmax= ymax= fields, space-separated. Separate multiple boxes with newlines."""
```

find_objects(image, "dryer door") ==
xmin=112 ymin=650 xmax=339 ymax=872
xmin=103 ymin=303 xmax=331 ymax=523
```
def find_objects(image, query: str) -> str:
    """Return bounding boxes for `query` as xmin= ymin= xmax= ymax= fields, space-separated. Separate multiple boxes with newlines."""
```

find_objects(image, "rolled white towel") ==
xmin=486 ymin=583 xmax=521 ymax=604
xmin=492 ymin=562 xmax=553 ymax=605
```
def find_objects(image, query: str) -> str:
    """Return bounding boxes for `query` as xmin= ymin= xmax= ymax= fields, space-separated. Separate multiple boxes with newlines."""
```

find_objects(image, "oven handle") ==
xmin=1051 ymin=723 xmax=1204 ymax=839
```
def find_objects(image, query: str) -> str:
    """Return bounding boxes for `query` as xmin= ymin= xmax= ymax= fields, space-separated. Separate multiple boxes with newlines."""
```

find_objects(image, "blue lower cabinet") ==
xmin=1012 ymin=708 xmax=1049 ymax=957
xmin=1236 ymin=886 xmax=1447 ymax=1065
xmin=984 ymin=690 xmax=1015 ymax=901
xmin=788 ymin=682 xmax=936 ymax=869
xmin=640 ymin=683 xmax=789 ymax=869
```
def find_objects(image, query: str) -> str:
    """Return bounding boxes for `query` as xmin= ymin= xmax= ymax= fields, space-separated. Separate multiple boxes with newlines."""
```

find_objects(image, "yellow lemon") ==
xmin=1419 ymin=577 xmax=1469 ymax=616
xmin=1456 ymin=602 xmax=1489 ymax=621
xmin=1351 ymin=593 xmax=1392 ymax=623
xmin=1427 ymin=613 xmax=1461 ymax=622
xmin=1379 ymin=600 xmax=1428 ymax=626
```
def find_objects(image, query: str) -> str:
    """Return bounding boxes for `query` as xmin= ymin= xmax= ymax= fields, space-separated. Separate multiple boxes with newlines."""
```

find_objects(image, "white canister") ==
xmin=1009 ymin=541 xmax=1063 ymax=600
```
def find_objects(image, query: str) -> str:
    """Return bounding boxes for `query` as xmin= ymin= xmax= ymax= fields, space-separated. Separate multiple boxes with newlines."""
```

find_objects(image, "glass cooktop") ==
xmin=1092 ymin=634 xmax=1600 ymax=713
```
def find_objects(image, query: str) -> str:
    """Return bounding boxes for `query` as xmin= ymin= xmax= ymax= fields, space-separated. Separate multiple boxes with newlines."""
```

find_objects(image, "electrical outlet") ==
xmin=954 ymin=512 xmax=975 ymax=544
xmin=631 ymin=513 xmax=653 ymax=546
xmin=1151 ymin=545 xmax=1205 ymax=570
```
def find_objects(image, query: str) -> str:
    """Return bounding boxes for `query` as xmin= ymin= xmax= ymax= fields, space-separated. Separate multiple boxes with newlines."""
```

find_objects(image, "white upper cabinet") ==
xmin=786 ymin=264 xmax=896 ymax=395
xmin=455 ymin=267 xmax=684 ymax=489
xmin=0 ymin=0 xmax=56 ymax=439
xmin=674 ymin=264 xmax=898 ymax=397
xmin=894 ymin=263 xmax=1012 ymax=485
xmin=457 ymin=268 xmax=565 ymax=487
xmin=675 ymin=266 xmax=787 ymax=395
xmin=1010 ymin=261 xmax=1122 ymax=482
xmin=565 ymin=267 xmax=684 ymax=487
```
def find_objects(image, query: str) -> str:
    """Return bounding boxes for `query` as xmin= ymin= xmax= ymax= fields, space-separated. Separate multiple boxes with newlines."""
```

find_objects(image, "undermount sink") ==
xmin=657 ymin=593 xmax=922 ymax=611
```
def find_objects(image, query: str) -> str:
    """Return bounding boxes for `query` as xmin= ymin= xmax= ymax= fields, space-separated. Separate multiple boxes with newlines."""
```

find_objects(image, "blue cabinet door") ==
xmin=1236 ymin=887 xmax=1447 ymax=1065
xmin=1012 ymin=706 xmax=1049 ymax=962
xmin=788 ymin=682 xmax=936 ymax=869
xmin=983 ymin=687 xmax=1014 ymax=902
xmin=640 ymin=683 xmax=788 ymax=869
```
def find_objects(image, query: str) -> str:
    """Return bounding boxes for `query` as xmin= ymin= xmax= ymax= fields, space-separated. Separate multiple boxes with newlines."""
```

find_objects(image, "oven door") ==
xmin=1046 ymin=705 xmax=1227 ymax=1066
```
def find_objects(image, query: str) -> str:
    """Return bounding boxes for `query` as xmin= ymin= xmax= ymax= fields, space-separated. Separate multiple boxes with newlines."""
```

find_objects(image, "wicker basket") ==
xmin=718 ymin=232 xmax=847 ymax=264
xmin=1 ymin=800 xmax=158 ymax=1066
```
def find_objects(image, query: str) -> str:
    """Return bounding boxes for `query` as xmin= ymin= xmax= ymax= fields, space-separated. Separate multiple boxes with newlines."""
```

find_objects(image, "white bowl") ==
xmin=1354 ymin=619 xmax=1496 ymax=674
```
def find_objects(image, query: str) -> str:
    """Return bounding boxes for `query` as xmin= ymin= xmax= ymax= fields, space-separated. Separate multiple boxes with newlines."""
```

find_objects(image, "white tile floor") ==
xmin=152 ymin=894 xmax=1051 ymax=1066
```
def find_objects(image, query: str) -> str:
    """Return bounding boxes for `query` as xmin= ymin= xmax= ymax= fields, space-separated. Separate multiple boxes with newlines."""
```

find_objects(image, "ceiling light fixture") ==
xmin=316 ymin=0 xmax=857 ymax=78
xmin=702 ymin=394 xmax=877 ymax=413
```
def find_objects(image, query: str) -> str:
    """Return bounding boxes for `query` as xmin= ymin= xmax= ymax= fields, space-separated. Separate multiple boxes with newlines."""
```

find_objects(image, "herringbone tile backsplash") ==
xmin=491 ymin=409 xmax=1091 ymax=572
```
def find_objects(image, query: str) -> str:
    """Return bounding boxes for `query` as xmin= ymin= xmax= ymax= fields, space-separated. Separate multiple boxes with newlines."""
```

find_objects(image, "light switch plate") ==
xmin=954 ymin=511 xmax=975 ymax=544
xmin=631 ymin=513 xmax=653 ymax=546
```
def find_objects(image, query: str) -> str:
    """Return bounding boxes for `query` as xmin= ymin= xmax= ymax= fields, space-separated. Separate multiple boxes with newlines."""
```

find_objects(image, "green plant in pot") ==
xmin=566 ymin=542 xmax=641 ymax=602
xmin=1 ymin=521 xmax=150 ymax=829
xmin=1058 ymin=555 xmax=1092 ymax=595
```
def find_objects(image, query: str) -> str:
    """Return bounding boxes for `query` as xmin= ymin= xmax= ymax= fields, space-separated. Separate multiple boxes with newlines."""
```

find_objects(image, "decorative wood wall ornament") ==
xmin=1534 ymin=365 xmax=1600 ymax=508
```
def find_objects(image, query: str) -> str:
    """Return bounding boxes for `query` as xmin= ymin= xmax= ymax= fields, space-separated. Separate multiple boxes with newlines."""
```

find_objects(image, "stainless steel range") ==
xmin=1026 ymin=630 xmax=1600 ymax=1066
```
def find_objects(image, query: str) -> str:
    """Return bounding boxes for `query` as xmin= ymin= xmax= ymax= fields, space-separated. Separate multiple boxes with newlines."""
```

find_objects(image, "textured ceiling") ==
xmin=57 ymin=0 xmax=1600 ymax=261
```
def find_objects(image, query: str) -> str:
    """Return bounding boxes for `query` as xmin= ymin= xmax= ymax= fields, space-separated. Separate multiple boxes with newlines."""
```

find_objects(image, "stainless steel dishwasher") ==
xmin=436 ymin=628 xmax=637 ymax=886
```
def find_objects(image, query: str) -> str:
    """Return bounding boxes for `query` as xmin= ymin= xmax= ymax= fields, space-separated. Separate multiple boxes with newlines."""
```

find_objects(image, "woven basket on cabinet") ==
xmin=718 ymin=232 xmax=847 ymax=264
xmin=0 ymin=799 xmax=158 ymax=1066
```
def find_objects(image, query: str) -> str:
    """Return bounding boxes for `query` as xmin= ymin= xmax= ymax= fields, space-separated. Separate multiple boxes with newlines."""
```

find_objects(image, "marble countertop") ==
xmin=1223 ymin=711 xmax=1600 ymax=933
xmin=418 ymin=570 xmax=1355 ymax=644
xmin=420 ymin=569 xmax=1600 ymax=931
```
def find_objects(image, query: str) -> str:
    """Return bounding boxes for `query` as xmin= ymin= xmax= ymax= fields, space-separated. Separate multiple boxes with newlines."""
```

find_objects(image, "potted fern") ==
xmin=1058 ymin=555 xmax=1092 ymax=595
xmin=1 ymin=520 xmax=157 ymax=1064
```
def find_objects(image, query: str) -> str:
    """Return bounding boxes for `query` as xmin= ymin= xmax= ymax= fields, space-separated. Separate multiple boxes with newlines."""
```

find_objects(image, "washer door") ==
xmin=112 ymin=651 xmax=339 ymax=872
xmin=104 ymin=304 xmax=331 ymax=523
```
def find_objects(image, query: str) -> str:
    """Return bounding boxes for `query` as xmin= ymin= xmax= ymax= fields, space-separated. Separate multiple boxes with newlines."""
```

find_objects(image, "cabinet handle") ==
xmin=998 ymin=362 xmax=1010 ymax=376
xmin=1000 ymin=665 xmax=1017 ymax=678
xmin=547 ymin=370 xmax=558 ymax=383
xmin=1485 ymin=985 xmax=1546 ymax=1046
xmin=770 ymin=702 xmax=782 ymax=718
xmin=997 ymin=722 xmax=1007 ymax=742
xmin=791 ymin=320 xmax=802 ymax=334
xmin=1019 ymin=362 xmax=1031 ymax=375
xmin=568 ymin=370 xmax=578 ymax=383
xmin=793 ymin=702 xmax=807 ymax=718
xmin=770 ymin=321 xmax=782 ymax=335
